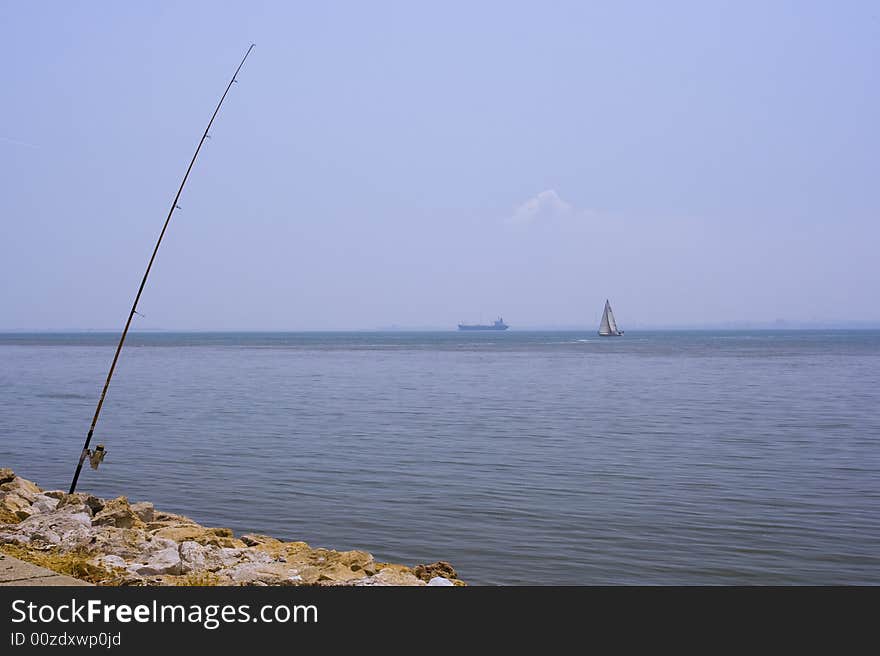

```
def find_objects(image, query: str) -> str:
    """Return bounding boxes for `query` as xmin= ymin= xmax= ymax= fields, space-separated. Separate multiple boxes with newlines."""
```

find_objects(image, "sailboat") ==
xmin=598 ymin=299 xmax=624 ymax=336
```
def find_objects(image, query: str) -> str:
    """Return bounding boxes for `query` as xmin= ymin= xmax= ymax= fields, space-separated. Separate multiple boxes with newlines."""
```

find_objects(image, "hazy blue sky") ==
xmin=2 ymin=1 xmax=878 ymax=329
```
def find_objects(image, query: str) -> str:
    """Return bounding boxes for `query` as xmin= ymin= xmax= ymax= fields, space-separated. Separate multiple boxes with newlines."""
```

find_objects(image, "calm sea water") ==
xmin=1 ymin=330 xmax=878 ymax=585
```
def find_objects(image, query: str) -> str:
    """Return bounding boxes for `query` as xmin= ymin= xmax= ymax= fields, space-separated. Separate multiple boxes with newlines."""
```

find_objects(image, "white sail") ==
xmin=606 ymin=302 xmax=619 ymax=334
xmin=598 ymin=300 xmax=612 ymax=335
xmin=598 ymin=299 xmax=622 ymax=336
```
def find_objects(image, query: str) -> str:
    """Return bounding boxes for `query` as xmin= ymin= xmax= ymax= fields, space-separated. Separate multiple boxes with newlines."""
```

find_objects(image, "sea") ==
xmin=1 ymin=330 xmax=878 ymax=585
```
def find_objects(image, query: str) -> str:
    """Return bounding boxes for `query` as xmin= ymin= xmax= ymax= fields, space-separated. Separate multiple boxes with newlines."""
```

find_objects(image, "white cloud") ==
xmin=507 ymin=189 xmax=575 ymax=225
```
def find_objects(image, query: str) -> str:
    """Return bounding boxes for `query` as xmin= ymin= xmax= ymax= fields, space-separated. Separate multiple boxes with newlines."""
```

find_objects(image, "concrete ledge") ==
xmin=0 ymin=552 xmax=92 ymax=586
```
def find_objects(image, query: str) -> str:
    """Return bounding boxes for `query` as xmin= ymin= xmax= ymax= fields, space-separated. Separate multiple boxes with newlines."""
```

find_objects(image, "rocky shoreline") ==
xmin=0 ymin=468 xmax=463 ymax=586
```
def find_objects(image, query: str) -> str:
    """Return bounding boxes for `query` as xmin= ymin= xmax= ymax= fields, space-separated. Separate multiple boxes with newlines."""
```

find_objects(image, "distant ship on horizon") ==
xmin=458 ymin=317 xmax=509 ymax=331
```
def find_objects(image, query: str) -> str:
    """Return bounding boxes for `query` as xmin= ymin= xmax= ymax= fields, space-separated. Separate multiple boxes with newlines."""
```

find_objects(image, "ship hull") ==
xmin=458 ymin=325 xmax=509 ymax=331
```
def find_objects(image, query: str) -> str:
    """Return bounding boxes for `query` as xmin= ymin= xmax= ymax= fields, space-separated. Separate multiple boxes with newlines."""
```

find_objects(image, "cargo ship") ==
xmin=458 ymin=317 xmax=509 ymax=331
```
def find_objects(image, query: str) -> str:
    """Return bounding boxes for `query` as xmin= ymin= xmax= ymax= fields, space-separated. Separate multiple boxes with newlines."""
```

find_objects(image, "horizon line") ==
xmin=2 ymin=324 xmax=880 ymax=334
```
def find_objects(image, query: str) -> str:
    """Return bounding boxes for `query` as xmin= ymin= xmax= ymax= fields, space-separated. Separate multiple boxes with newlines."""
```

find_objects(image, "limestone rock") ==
xmin=0 ymin=470 xmax=465 ymax=587
xmin=222 ymin=561 xmax=304 ymax=585
xmin=2 ymin=493 xmax=32 ymax=516
xmin=57 ymin=493 xmax=104 ymax=516
xmin=178 ymin=541 xmax=208 ymax=573
xmin=11 ymin=509 xmax=93 ymax=548
xmin=135 ymin=546 xmax=182 ymax=576
xmin=152 ymin=510 xmax=192 ymax=524
xmin=1 ymin=476 xmax=42 ymax=502
xmin=141 ymin=536 xmax=177 ymax=556
xmin=0 ymin=506 xmax=19 ymax=524
xmin=90 ymin=528 xmax=151 ymax=560
xmin=241 ymin=533 xmax=279 ymax=547
xmin=332 ymin=549 xmax=374 ymax=573
xmin=180 ymin=545 xmax=262 ymax=573
xmin=315 ymin=562 xmax=367 ymax=583
xmin=125 ymin=562 xmax=147 ymax=576
xmin=215 ymin=547 xmax=248 ymax=569
xmin=249 ymin=538 xmax=311 ymax=560
xmin=358 ymin=566 xmax=426 ymax=586
xmin=413 ymin=561 xmax=459 ymax=583
xmin=92 ymin=497 xmax=144 ymax=530
xmin=130 ymin=502 xmax=155 ymax=523
xmin=222 ymin=562 xmax=273 ymax=584
xmin=31 ymin=495 xmax=60 ymax=515
xmin=427 ymin=576 xmax=455 ymax=586
xmin=151 ymin=524 xmax=242 ymax=548
xmin=97 ymin=554 xmax=128 ymax=570
xmin=149 ymin=524 xmax=202 ymax=542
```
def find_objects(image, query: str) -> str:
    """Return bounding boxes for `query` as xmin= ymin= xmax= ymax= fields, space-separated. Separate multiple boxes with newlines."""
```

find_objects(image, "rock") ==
xmin=241 ymin=549 xmax=273 ymax=565
xmin=332 ymin=549 xmax=374 ymax=573
xmin=216 ymin=547 xmax=247 ymax=568
xmin=358 ymin=566 xmax=426 ymax=586
xmin=152 ymin=510 xmax=192 ymax=524
xmin=11 ymin=510 xmax=93 ymax=548
xmin=0 ymin=470 xmax=465 ymax=586
xmin=0 ymin=507 xmax=19 ymax=524
xmin=90 ymin=531 xmax=175 ymax=565
xmin=98 ymin=555 xmax=128 ymax=569
xmin=153 ymin=524 xmax=192 ymax=540
xmin=413 ymin=561 xmax=458 ymax=582
xmin=249 ymin=538 xmax=311 ymax=560
xmin=222 ymin=562 xmax=269 ymax=584
xmin=241 ymin=533 xmax=279 ymax=547
xmin=92 ymin=497 xmax=144 ymax=530
xmin=125 ymin=562 xmax=147 ymax=576
xmin=315 ymin=562 xmax=367 ymax=583
xmin=427 ymin=576 xmax=454 ymax=586
xmin=57 ymin=493 xmax=103 ymax=515
xmin=1 ymin=476 xmax=42 ymax=501
xmin=54 ymin=496 xmax=86 ymax=515
xmin=152 ymin=524 xmax=236 ymax=547
xmin=91 ymin=528 xmax=152 ymax=560
xmin=2 ymin=493 xmax=32 ymax=515
xmin=180 ymin=545 xmax=262 ymax=573
xmin=31 ymin=495 xmax=60 ymax=515
xmin=222 ymin=561 xmax=304 ymax=585
xmin=135 ymin=546 xmax=182 ymax=576
xmin=140 ymin=536 xmax=177 ymax=556
xmin=130 ymin=502 xmax=155 ymax=523
xmin=178 ymin=541 xmax=208 ymax=573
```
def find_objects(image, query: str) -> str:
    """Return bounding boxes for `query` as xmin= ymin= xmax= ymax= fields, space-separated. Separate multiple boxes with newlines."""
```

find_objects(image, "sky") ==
xmin=1 ymin=1 xmax=878 ymax=330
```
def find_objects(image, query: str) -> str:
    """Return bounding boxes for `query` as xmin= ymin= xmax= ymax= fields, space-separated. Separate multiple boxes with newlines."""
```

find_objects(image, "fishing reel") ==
xmin=87 ymin=444 xmax=106 ymax=470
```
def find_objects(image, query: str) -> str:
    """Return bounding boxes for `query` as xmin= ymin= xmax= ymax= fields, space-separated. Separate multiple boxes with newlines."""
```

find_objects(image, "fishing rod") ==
xmin=68 ymin=44 xmax=255 ymax=494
